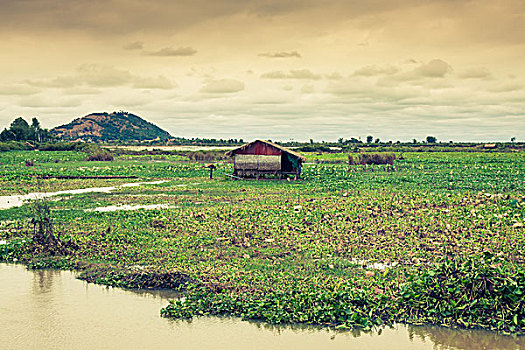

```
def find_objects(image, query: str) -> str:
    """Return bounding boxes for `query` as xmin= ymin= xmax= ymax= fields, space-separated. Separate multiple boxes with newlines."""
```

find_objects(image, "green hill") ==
xmin=51 ymin=111 xmax=172 ymax=142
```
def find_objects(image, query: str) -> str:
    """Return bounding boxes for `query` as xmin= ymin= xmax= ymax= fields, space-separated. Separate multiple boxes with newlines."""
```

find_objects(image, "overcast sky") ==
xmin=0 ymin=0 xmax=523 ymax=142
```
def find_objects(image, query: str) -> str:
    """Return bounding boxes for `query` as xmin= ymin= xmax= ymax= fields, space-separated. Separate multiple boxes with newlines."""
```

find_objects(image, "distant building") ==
xmin=225 ymin=140 xmax=306 ymax=180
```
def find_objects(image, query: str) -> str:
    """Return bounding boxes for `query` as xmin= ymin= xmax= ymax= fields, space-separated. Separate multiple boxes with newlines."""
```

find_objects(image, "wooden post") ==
xmin=206 ymin=164 xmax=216 ymax=179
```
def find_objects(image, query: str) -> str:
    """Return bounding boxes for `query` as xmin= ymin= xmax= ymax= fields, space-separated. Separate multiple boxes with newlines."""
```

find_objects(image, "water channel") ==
xmin=1 ymin=263 xmax=523 ymax=350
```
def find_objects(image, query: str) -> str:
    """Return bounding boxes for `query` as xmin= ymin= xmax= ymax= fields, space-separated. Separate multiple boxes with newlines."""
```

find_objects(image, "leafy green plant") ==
xmin=0 ymin=238 xmax=30 ymax=261
xmin=161 ymin=285 xmax=394 ymax=329
xmin=400 ymin=253 xmax=525 ymax=333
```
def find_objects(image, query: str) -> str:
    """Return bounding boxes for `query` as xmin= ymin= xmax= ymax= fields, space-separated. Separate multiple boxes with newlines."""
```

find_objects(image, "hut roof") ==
xmin=226 ymin=140 xmax=307 ymax=162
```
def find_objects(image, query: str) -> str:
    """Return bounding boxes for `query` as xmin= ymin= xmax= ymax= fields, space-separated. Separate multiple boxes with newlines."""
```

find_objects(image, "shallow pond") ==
xmin=1 ymin=264 xmax=523 ymax=350
xmin=0 ymin=180 xmax=168 ymax=210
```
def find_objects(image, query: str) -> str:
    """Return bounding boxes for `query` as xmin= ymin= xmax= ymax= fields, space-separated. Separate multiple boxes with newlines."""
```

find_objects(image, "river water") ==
xmin=1 ymin=264 xmax=523 ymax=350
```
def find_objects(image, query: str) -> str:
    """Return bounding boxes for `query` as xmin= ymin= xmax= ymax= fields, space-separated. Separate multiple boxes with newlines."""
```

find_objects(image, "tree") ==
xmin=338 ymin=137 xmax=344 ymax=144
xmin=30 ymin=117 xmax=42 ymax=141
xmin=511 ymin=137 xmax=516 ymax=142
xmin=412 ymin=138 xmax=417 ymax=144
xmin=426 ymin=136 xmax=437 ymax=143
xmin=366 ymin=135 xmax=373 ymax=144
xmin=374 ymin=138 xmax=380 ymax=143
xmin=31 ymin=117 xmax=41 ymax=130
xmin=0 ymin=129 xmax=15 ymax=141
xmin=0 ymin=116 xmax=49 ymax=142
xmin=9 ymin=117 xmax=31 ymax=141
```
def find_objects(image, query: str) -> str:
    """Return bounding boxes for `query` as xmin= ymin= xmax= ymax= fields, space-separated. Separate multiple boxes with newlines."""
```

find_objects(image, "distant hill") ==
xmin=51 ymin=111 xmax=172 ymax=142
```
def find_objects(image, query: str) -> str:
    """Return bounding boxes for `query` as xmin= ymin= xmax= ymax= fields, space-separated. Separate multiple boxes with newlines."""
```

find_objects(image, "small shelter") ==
xmin=225 ymin=140 xmax=306 ymax=179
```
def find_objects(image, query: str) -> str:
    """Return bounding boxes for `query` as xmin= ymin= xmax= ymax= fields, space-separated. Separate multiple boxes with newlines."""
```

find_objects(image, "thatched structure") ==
xmin=225 ymin=140 xmax=306 ymax=179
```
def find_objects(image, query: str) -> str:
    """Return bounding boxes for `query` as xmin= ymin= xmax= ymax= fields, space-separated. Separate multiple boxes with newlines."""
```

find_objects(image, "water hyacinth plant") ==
xmin=0 ymin=149 xmax=523 ymax=334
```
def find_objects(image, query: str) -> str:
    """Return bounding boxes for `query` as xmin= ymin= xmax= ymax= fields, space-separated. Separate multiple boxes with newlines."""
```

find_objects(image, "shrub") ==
xmin=296 ymin=145 xmax=332 ymax=152
xmin=38 ymin=142 xmax=88 ymax=152
xmin=187 ymin=151 xmax=226 ymax=162
xmin=86 ymin=152 xmax=114 ymax=161
xmin=349 ymin=153 xmax=395 ymax=165
xmin=0 ymin=141 xmax=32 ymax=152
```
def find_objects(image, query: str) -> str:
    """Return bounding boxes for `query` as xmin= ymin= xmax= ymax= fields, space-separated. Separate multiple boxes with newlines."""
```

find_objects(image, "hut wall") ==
xmin=281 ymin=154 xmax=294 ymax=172
xmin=234 ymin=154 xmax=281 ymax=171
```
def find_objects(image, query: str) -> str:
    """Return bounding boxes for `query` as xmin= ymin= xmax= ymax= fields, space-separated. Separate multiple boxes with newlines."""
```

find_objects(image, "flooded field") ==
xmin=1 ymin=264 xmax=523 ymax=350
xmin=1 ymin=150 xmax=523 ymax=338
xmin=0 ymin=180 xmax=167 ymax=210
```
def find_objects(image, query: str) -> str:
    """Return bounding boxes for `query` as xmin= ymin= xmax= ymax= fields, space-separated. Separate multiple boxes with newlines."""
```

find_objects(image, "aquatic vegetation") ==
xmin=400 ymin=252 xmax=525 ymax=333
xmin=0 ymin=238 xmax=29 ymax=260
xmin=161 ymin=284 xmax=395 ymax=329
xmin=77 ymin=266 xmax=193 ymax=290
xmin=0 ymin=149 xmax=523 ymax=334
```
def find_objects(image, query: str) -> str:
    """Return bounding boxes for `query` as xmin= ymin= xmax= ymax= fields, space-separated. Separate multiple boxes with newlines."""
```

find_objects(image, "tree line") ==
xmin=0 ymin=117 xmax=51 ymax=142
xmin=336 ymin=135 xmax=438 ymax=145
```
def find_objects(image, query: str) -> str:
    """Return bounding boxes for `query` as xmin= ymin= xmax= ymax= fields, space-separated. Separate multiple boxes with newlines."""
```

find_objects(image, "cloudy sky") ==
xmin=0 ymin=0 xmax=523 ymax=142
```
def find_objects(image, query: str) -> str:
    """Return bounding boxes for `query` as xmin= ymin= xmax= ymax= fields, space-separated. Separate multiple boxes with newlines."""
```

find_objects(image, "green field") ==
xmin=1 ymin=149 xmax=524 ymax=334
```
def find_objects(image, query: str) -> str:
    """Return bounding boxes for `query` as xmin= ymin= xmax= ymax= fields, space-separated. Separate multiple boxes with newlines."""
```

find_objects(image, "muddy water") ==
xmin=1 ymin=264 xmax=523 ymax=350
xmin=0 ymin=180 xmax=168 ymax=210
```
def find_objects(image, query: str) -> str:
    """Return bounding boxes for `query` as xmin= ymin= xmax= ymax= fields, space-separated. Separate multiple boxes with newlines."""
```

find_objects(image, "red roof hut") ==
xmin=225 ymin=140 xmax=306 ymax=179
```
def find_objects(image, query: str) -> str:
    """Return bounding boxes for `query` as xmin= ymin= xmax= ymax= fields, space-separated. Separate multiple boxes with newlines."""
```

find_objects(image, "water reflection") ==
xmin=1 ymin=263 xmax=523 ymax=350
xmin=33 ymin=269 xmax=61 ymax=293
xmin=408 ymin=325 xmax=525 ymax=350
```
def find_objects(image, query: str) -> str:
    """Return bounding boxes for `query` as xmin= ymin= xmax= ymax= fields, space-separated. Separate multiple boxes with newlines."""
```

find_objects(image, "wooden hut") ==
xmin=225 ymin=140 xmax=306 ymax=179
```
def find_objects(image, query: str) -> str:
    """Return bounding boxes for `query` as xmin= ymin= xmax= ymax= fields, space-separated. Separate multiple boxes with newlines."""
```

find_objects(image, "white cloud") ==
xmin=261 ymin=69 xmax=322 ymax=80
xmin=0 ymin=84 xmax=41 ymax=95
xmin=353 ymin=65 xmax=400 ymax=76
xmin=414 ymin=59 xmax=452 ymax=78
xmin=146 ymin=47 xmax=197 ymax=56
xmin=458 ymin=67 xmax=492 ymax=79
xmin=19 ymin=95 xmax=82 ymax=108
xmin=200 ymin=79 xmax=245 ymax=93
xmin=76 ymin=64 xmax=134 ymax=87
xmin=27 ymin=65 xmax=176 ymax=90
xmin=326 ymin=73 xmax=343 ymax=80
xmin=301 ymin=84 xmax=315 ymax=93
xmin=62 ymin=87 xmax=102 ymax=95
xmin=133 ymin=75 xmax=175 ymax=89
xmin=123 ymin=41 xmax=144 ymax=50
xmin=258 ymin=51 xmax=301 ymax=58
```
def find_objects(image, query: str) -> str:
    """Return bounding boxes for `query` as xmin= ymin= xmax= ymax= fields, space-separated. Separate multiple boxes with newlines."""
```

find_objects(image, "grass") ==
xmin=0 ymin=149 xmax=523 ymax=334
